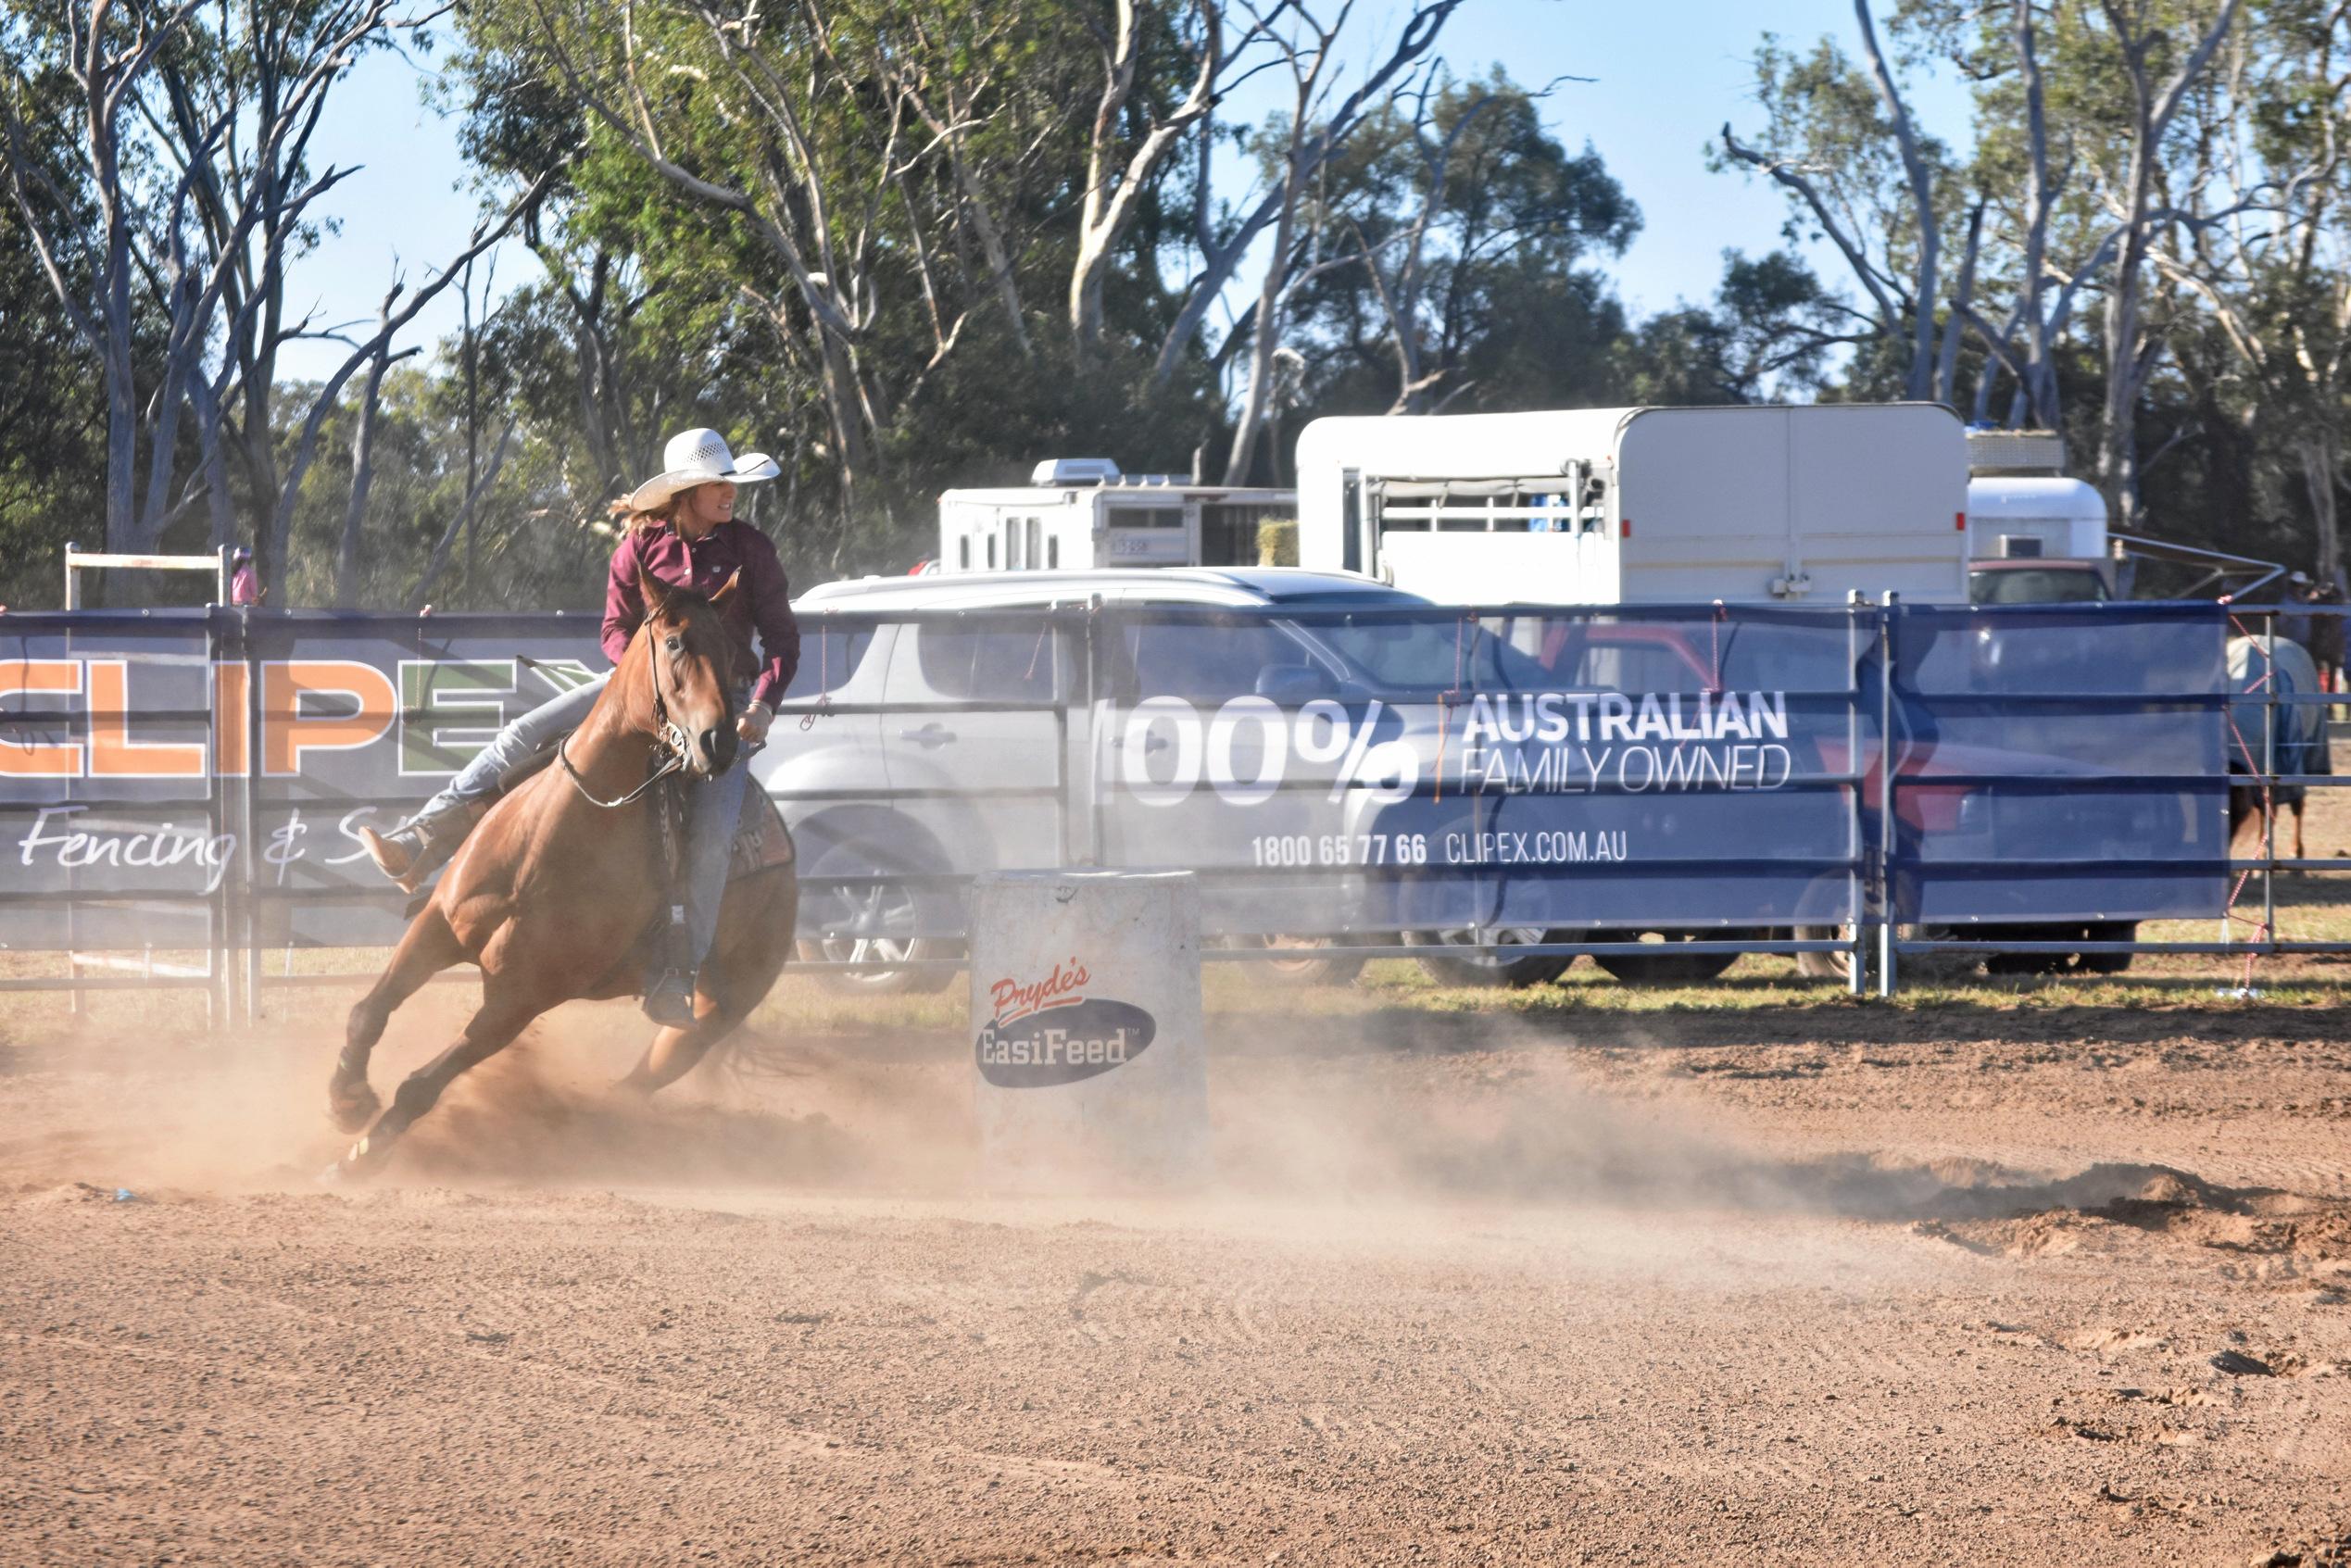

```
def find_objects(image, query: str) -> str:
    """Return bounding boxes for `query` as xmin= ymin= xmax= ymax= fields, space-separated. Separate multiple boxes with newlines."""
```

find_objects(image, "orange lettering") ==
xmin=261 ymin=660 xmax=396 ymax=776
xmin=0 ymin=660 xmax=84 ymax=778
xmin=86 ymin=660 xmax=207 ymax=778
xmin=213 ymin=662 xmax=249 ymax=775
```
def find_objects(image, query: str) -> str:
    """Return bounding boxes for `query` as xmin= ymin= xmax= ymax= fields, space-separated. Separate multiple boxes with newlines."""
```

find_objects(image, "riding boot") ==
xmin=643 ymin=904 xmax=698 ymax=1027
xmin=358 ymin=803 xmax=480 ymax=893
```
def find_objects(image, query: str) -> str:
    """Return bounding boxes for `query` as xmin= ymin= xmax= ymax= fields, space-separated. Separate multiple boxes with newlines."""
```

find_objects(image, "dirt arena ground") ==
xmin=4 ymin=977 xmax=2349 ymax=1567
xmin=6 ymin=756 xmax=2351 ymax=1565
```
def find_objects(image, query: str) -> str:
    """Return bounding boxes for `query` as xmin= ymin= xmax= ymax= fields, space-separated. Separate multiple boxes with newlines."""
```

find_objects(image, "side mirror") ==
xmin=1255 ymin=663 xmax=1338 ymax=703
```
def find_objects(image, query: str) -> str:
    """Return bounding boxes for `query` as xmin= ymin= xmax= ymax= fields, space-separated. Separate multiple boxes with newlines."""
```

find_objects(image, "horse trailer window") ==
xmin=1048 ymin=535 xmax=1060 ymax=569
xmin=1026 ymin=517 xmax=1041 ymax=571
xmin=959 ymin=536 xmax=971 ymax=569
xmin=1201 ymin=505 xmax=1268 ymax=566
xmin=987 ymin=533 xmax=997 ymax=569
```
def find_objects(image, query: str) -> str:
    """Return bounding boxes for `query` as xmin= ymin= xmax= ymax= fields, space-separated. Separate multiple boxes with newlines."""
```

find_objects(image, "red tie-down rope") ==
xmin=2218 ymin=600 xmax=2275 ymax=989
xmin=1433 ymin=610 xmax=1476 ymax=804
xmin=798 ymin=608 xmax=835 ymax=732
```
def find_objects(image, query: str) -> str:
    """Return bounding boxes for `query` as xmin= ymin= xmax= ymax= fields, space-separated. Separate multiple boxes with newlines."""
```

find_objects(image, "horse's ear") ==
xmin=709 ymin=569 xmax=743 ymax=611
xmin=637 ymin=562 xmax=674 ymax=619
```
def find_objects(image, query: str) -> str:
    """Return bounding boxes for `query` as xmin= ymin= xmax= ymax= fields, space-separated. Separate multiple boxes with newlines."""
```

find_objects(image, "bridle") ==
xmin=557 ymin=620 xmax=702 ymax=809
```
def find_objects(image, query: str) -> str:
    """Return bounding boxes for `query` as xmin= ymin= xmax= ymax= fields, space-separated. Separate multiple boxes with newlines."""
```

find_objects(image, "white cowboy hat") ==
xmin=628 ymin=428 xmax=781 ymax=510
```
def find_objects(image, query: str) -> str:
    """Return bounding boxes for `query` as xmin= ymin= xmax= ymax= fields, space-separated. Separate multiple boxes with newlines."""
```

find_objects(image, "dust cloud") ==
xmin=0 ymin=987 xmax=2239 ymax=1244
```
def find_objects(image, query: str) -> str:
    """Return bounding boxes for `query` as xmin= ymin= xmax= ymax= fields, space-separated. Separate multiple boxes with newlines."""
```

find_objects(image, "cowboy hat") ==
xmin=628 ymin=428 xmax=781 ymax=510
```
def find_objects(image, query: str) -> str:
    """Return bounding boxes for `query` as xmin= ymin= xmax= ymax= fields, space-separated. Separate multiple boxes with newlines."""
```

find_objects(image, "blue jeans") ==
xmin=416 ymin=672 xmax=610 ymax=819
xmin=413 ymin=670 xmax=749 ymax=971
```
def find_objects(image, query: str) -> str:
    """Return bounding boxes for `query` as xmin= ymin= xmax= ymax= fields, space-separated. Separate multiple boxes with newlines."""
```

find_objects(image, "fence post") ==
xmin=2263 ymin=608 xmax=2279 ymax=947
xmin=207 ymin=605 xmax=231 ymax=1028
xmin=241 ymin=604 xmax=263 ymax=1025
xmin=1877 ymin=591 xmax=1899 ymax=1000
xmin=1085 ymin=595 xmax=1107 ymax=869
xmin=1845 ymin=592 xmax=1867 ymax=997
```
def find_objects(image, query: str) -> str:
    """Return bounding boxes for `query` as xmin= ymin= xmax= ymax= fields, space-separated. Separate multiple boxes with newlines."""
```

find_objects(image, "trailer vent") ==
xmin=1965 ymin=430 xmax=2066 ymax=476
xmin=1029 ymin=458 xmax=1123 ymax=485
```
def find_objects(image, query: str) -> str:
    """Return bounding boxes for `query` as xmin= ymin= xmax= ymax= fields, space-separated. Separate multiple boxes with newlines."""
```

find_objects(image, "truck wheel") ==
xmin=1402 ymin=927 xmax=1571 ymax=989
xmin=1985 ymin=922 xmax=2135 ymax=976
xmin=1792 ymin=926 xmax=1853 ymax=980
xmin=1587 ymin=928 xmax=1754 ymax=984
xmin=1792 ymin=923 xmax=1982 ymax=984
xmin=801 ymin=890 xmax=960 ymax=996
xmin=1233 ymin=934 xmax=1368 ymax=987
xmin=796 ymin=811 xmax=960 ymax=996
xmin=2078 ymin=922 xmax=2136 ymax=974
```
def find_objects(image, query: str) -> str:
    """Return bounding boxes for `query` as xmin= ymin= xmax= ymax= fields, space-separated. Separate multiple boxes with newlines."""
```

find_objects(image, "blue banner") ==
xmin=0 ymin=600 xmax=2242 ymax=955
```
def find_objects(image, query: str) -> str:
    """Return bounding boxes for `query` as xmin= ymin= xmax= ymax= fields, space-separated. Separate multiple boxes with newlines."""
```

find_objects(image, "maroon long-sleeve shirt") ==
xmin=602 ymin=520 xmax=800 ymax=707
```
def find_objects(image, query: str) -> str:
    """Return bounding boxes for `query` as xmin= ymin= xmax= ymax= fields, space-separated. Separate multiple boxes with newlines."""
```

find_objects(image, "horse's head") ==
xmin=633 ymin=568 xmax=745 ymax=779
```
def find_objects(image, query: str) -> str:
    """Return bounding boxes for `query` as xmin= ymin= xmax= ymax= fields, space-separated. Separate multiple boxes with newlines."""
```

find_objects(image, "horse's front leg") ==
xmin=332 ymin=988 xmax=540 ymax=1181
xmin=332 ymin=909 xmax=464 ymax=1132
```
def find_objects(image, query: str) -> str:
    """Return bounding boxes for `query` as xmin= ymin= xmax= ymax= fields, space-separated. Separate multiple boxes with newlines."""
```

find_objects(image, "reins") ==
xmin=556 ymin=622 xmax=699 ymax=810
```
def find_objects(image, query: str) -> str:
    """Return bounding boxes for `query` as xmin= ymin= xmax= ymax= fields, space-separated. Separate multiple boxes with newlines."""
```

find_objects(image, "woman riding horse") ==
xmin=358 ymin=429 xmax=799 ymax=1026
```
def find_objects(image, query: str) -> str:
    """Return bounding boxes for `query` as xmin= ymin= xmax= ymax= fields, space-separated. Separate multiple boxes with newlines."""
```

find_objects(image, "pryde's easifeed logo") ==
xmin=975 ymin=959 xmax=1157 ymax=1088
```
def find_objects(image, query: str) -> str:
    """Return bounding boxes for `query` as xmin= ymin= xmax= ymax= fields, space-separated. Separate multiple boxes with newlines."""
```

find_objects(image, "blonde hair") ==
xmin=610 ymin=493 xmax=682 ymax=536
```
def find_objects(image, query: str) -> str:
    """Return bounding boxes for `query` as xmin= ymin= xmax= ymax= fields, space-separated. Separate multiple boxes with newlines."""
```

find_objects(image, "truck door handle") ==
xmin=899 ymin=722 xmax=957 ymax=747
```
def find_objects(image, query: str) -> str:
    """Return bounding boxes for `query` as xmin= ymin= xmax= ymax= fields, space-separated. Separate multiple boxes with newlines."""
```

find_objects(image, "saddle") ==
xmin=399 ymin=742 xmax=794 ymax=922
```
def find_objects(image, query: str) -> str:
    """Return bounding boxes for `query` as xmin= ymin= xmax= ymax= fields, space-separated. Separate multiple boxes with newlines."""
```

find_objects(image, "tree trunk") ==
xmin=334 ymin=343 xmax=396 ymax=607
xmin=1224 ymin=153 xmax=1300 ymax=487
xmin=2307 ymin=432 xmax=2344 ymax=592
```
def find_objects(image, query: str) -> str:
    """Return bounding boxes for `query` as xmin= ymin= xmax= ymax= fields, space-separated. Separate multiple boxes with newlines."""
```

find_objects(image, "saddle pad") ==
xmin=730 ymin=789 xmax=797 ymax=880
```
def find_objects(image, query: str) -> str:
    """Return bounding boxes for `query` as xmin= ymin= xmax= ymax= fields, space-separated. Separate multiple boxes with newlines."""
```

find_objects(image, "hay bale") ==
xmin=1257 ymin=518 xmax=1299 ymax=567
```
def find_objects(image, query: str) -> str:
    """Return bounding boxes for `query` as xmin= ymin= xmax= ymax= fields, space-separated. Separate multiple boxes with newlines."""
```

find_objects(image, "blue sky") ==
xmin=279 ymin=0 xmax=1974 ymax=383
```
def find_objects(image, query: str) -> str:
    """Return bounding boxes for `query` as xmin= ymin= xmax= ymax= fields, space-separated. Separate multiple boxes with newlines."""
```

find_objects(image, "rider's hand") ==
xmin=738 ymin=700 xmax=773 ymax=746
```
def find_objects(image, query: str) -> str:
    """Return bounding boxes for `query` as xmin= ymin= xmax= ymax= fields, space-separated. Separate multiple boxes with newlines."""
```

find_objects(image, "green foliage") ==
xmin=6 ymin=0 xmax=2343 ymax=607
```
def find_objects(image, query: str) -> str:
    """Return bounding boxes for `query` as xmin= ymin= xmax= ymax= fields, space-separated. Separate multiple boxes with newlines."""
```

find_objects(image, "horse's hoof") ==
xmin=328 ymin=1082 xmax=381 ymax=1134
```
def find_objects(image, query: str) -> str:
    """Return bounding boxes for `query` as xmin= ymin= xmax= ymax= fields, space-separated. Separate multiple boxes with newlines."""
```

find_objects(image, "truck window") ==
xmin=1119 ymin=619 xmax=1320 ymax=701
xmin=918 ymin=623 xmax=1064 ymax=701
xmin=1572 ymin=641 xmax=1704 ymax=693
xmin=780 ymin=625 xmax=877 ymax=699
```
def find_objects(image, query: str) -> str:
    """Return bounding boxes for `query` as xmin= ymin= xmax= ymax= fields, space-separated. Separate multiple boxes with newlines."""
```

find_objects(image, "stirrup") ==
xmin=644 ymin=968 xmax=698 ymax=1027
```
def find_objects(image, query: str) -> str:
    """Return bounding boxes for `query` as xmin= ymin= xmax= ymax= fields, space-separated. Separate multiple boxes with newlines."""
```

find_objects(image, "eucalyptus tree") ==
xmin=0 ymin=0 xmax=550 ymax=598
xmin=1282 ymin=70 xmax=1640 ymax=419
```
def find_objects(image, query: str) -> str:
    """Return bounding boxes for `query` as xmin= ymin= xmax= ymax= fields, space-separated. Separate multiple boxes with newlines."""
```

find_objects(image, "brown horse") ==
xmin=325 ymin=571 xmax=798 ymax=1179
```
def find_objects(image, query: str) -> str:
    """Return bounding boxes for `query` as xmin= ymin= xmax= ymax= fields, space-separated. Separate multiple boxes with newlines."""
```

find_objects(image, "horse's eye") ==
xmin=664 ymin=634 xmax=683 ymax=656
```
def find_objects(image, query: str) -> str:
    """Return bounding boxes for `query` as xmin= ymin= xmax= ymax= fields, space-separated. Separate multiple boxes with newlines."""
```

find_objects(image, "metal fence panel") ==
xmin=3 ymin=597 xmax=2308 ymax=1005
xmin=1885 ymin=602 xmax=2230 ymax=923
xmin=1088 ymin=603 xmax=1869 ymax=939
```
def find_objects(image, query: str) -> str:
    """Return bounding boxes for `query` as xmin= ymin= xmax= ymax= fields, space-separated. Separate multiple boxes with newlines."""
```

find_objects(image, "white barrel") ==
xmin=968 ymin=871 xmax=1207 ymax=1190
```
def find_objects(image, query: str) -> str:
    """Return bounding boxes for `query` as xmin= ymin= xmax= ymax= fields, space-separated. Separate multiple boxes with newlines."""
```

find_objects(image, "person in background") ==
xmin=358 ymin=428 xmax=798 ymax=1025
xmin=229 ymin=546 xmax=262 ymax=607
